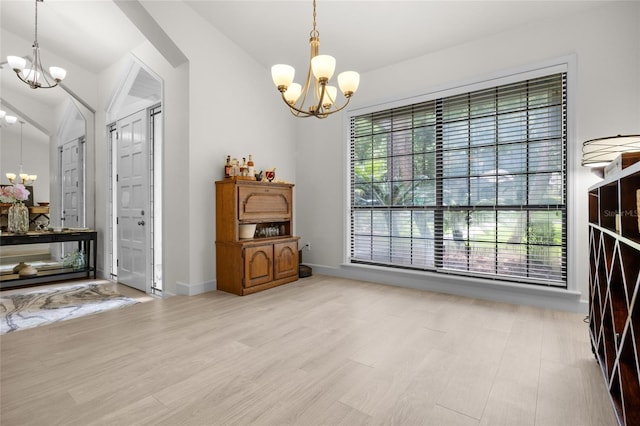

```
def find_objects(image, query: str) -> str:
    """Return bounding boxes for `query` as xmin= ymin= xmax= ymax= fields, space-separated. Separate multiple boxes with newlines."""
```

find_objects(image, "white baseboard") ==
xmin=175 ymin=279 xmax=216 ymax=296
xmin=308 ymin=263 xmax=587 ymax=314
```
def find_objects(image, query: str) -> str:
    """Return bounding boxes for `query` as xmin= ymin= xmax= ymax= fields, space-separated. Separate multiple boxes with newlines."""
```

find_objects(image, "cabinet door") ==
xmin=274 ymin=240 xmax=298 ymax=280
xmin=244 ymin=244 xmax=273 ymax=288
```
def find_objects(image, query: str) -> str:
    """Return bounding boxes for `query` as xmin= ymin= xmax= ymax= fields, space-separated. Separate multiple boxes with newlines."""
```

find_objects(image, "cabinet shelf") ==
xmin=589 ymin=163 xmax=640 ymax=426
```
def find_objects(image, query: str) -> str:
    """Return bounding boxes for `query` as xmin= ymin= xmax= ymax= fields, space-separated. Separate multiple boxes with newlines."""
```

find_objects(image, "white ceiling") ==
xmin=186 ymin=0 xmax=611 ymax=74
xmin=1 ymin=0 xmax=612 ymax=127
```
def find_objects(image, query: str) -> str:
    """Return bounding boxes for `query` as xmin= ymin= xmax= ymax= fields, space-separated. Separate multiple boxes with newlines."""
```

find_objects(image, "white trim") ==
xmin=176 ymin=280 xmax=216 ymax=296
xmin=344 ymin=55 xmax=577 ymax=300
xmin=565 ymin=54 xmax=579 ymax=293
xmin=309 ymin=264 xmax=585 ymax=313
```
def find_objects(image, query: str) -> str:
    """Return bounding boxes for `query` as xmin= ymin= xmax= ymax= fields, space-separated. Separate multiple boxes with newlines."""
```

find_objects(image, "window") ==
xmin=349 ymin=73 xmax=567 ymax=287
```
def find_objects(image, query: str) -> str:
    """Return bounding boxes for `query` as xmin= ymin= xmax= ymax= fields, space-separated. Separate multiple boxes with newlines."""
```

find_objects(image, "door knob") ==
xmin=138 ymin=220 xmax=145 ymax=226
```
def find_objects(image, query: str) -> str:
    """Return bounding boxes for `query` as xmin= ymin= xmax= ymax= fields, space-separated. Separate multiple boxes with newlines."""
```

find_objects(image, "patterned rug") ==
xmin=0 ymin=283 xmax=139 ymax=334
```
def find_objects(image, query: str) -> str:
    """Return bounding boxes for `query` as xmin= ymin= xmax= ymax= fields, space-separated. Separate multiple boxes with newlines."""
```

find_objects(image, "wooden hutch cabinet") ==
xmin=215 ymin=179 xmax=299 ymax=295
xmin=588 ymin=161 xmax=640 ymax=426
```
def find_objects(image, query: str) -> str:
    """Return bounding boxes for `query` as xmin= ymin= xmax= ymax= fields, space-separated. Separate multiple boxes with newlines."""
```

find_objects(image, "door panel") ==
xmin=274 ymin=241 xmax=298 ymax=280
xmin=244 ymin=245 xmax=273 ymax=288
xmin=117 ymin=110 xmax=149 ymax=292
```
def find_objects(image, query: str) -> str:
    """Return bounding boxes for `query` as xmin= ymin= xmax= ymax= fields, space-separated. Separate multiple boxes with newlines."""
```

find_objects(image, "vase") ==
xmin=8 ymin=202 xmax=29 ymax=233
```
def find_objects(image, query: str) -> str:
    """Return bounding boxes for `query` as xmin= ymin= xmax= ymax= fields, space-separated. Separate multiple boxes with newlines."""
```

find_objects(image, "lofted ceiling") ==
xmin=1 ymin=0 xmax=612 ymax=127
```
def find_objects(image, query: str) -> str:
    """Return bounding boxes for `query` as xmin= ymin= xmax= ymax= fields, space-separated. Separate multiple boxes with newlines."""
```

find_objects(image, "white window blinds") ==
xmin=349 ymin=73 xmax=567 ymax=287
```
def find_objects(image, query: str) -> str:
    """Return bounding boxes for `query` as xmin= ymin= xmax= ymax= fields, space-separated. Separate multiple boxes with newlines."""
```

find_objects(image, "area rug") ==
xmin=0 ymin=283 xmax=139 ymax=334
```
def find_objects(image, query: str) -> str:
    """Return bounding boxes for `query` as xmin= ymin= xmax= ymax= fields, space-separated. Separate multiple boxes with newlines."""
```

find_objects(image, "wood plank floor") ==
xmin=0 ymin=275 xmax=617 ymax=425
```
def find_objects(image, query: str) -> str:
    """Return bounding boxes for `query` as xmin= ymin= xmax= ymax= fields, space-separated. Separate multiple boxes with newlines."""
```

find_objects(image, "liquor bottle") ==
xmin=224 ymin=155 xmax=232 ymax=178
xmin=240 ymin=157 xmax=248 ymax=176
xmin=247 ymin=155 xmax=255 ymax=177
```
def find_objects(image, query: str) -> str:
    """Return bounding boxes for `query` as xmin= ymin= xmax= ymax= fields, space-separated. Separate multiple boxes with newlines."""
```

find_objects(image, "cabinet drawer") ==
xmin=238 ymin=186 xmax=292 ymax=221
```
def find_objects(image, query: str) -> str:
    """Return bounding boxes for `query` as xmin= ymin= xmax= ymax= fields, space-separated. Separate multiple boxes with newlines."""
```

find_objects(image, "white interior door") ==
xmin=60 ymin=139 xmax=84 ymax=255
xmin=60 ymin=139 xmax=83 ymax=228
xmin=117 ymin=110 xmax=149 ymax=292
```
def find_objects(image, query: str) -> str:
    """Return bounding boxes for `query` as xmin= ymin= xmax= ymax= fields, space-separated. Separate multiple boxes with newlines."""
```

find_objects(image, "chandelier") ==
xmin=6 ymin=0 xmax=67 ymax=89
xmin=6 ymin=121 xmax=38 ymax=186
xmin=271 ymin=0 xmax=360 ymax=119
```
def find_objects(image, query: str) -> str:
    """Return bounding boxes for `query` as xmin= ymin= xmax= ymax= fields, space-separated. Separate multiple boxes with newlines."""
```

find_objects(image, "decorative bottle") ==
xmin=241 ymin=157 xmax=248 ymax=176
xmin=224 ymin=155 xmax=232 ymax=178
xmin=247 ymin=155 xmax=255 ymax=177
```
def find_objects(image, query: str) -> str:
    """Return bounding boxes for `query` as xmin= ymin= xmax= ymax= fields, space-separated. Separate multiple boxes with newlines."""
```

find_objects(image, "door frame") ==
xmin=108 ymin=104 xmax=163 ymax=295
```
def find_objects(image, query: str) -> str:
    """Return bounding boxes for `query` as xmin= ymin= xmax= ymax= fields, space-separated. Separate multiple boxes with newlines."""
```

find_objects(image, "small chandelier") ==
xmin=6 ymin=0 xmax=67 ymax=89
xmin=6 ymin=121 xmax=38 ymax=186
xmin=271 ymin=0 xmax=360 ymax=119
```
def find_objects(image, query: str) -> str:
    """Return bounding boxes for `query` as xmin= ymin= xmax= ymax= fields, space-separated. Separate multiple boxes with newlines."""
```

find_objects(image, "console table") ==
xmin=0 ymin=230 xmax=97 ymax=288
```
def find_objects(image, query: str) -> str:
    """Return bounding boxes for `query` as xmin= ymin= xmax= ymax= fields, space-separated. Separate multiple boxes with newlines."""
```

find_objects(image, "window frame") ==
xmin=344 ymin=59 xmax=577 ymax=290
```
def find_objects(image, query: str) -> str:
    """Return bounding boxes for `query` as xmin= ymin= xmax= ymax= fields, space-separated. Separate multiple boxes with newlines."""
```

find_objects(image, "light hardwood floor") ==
xmin=0 ymin=275 xmax=616 ymax=425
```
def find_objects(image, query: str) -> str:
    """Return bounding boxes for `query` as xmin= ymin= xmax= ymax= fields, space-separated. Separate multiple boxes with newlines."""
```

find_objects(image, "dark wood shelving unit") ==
xmin=588 ymin=161 xmax=640 ymax=426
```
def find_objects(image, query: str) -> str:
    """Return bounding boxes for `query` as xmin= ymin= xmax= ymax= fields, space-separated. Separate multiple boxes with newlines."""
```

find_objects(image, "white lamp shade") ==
xmin=311 ymin=55 xmax=336 ymax=80
xmin=582 ymin=134 xmax=640 ymax=167
xmin=28 ymin=175 xmax=38 ymax=181
xmin=0 ymin=110 xmax=6 ymax=120
xmin=338 ymin=71 xmax=360 ymax=95
xmin=271 ymin=64 xmax=295 ymax=88
xmin=284 ymin=83 xmax=302 ymax=104
xmin=6 ymin=173 xmax=16 ymax=181
xmin=7 ymin=56 xmax=26 ymax=71
xmin=4 ymin=115 xmax=18 ymax=125
xmin=49 ymin=66 xmax=67 ymax=81
xmin=321 ymin=85 xmax=338 ymax=107
xmin=19 ymin=173 xmax=29 ymax=182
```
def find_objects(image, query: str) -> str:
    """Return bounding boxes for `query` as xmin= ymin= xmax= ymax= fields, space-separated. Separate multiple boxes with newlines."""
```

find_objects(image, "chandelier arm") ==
xmin=279 ymin=91 xmax=352 ymax=118
xmin=13 ymin=68 xmax=59 ymax=89
xmin=315 ymin=83 xmax=328 ymax=113
xmin=279 ymin=93 xmax=315 ymax=117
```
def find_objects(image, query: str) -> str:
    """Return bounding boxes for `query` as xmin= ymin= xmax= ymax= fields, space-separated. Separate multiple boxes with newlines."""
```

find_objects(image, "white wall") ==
xmin=139 ymin=2 xmax=296 ymax=295
xmin=94 ymin=40 xmax=189 ymax=296
xmin=92 ymin=2 xmax=296 ymax=295
xmin=294 ymin=1 xmax=640 ymax=312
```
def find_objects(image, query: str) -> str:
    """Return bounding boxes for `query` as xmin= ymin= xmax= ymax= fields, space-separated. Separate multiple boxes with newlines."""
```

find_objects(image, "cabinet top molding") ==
xmin=215 ymin=179 xmax=294 ymax=188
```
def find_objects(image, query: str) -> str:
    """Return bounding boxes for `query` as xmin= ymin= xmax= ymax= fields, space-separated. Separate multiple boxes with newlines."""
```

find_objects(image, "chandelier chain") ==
xmin=34 ymin=0 xmax=39 ymax=44
xmin=310 ymin=0 xmax=319 ymax=38
xmin=20 ymin=122 xmax=24 ymax=169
